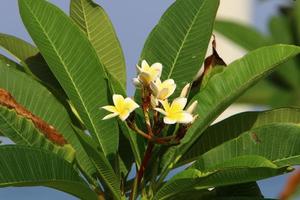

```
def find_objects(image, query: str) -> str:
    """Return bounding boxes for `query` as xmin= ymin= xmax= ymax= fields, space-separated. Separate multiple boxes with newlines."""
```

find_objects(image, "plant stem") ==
xmin=130 ymin=142 xmax=154 ymax=200
xmin=127 ymin=119 xmax=176 ymax=145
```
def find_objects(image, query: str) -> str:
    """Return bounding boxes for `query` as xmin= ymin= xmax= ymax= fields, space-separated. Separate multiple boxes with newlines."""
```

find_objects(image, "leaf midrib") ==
xmin=167 ymin=1 xmax=206 ymax=79
xmin=23 ymin=1 xmax=106 ymax=153
xmin=79 ymin=0 xmax=91 ymax=40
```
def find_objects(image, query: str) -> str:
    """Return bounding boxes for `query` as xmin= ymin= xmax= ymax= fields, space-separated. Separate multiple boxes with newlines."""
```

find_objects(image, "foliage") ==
xmin=215 ymin=1 xmax=300 ymax=107
xmin=0 ymin=0 xmax=299 ymax=199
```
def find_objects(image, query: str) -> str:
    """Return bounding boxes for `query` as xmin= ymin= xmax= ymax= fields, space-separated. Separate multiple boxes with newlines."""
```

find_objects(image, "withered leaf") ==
xmin=192 ymin=35 xmax=226 ymax=89
xmin=0 ymin=88 xmax=67 ymax=146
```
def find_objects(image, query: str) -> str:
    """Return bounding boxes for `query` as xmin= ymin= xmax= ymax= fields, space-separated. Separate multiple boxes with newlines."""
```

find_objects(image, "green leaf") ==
xmin=236 ymin=80 xmax=293 ymax=106
xmin=0 ymin=63 xmax=96 ymax=182
xmin=179 ymin=108 xmax=300 ymax=166
xmin=155 ymin=155 xmax=289 ymax=200
xmin=0 ymin=105 xmax=75 ymax=162
xmin=0 ymin=145 xmax=97 ymax=200
xmin=19 ymin=0 xmax=119 ymax=157
xmin=70 ymin=0 xmax=126 ymax=86
xmin=141 ymin=0 xmax=220 ymax=95
xmin=0 ymin=33 xmax=62 ymax=92
xmin=169 ymin=185 xmax=272 ymax=200
xmin=268 ymin=15 xmax=300 ymax=91
xmin=194 ymin=123 xmax=300 ymax=168
xmin=0 ymin=54 xmax=24 ymax=72
xmin=214 ymin=20 xmax=270 ymax=51
xmin=295 ymin=0 xmax=300 ymax=41
xmin=162 ymin=44 xmax=300 ymax=171
xmin=72 ymin=127 xmax=122 ymax=199
xmin=215 ymin=182 xmax=263 ymax=197
xmin=0 ymin=33 xmax=37 ymax=62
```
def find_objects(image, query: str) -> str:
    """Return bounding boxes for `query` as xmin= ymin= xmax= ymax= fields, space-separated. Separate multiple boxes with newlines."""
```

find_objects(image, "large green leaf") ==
xmin=236 ymin=80 xmax=294 ymax=107
xmin=19 ymin=0 xmax=119 ymax=157
xmin=0 ymin=63 xmax=96 ymax=182
xmin=179 ymin=108 xmax=300 ymax=166
xmin=73 ymin=127 xmax=122 ymax=199
xmin=0 ymin=145 xmax=97 ymax=200
xmin=193 ymin=123 xmax=300 ymax=168
xmin=0 ymin=33 xmax=62 ymax=92
xmin=214 ymin=20 xmax=270 ymax=51
xmin=215 ymin=19 xmax=300 ymax=93
xmin=215 ymin=182 xmax=263 ymax=198
xmin=154 ymin=155 xmax=289 ymax=200
xmin=141 ymin=0 xmax=219 ymax=95
xmin=159 ymin=45 xmax=300 ymax=177
xmin=170 ymin=184 xmax=271 ymax=200
xmin=268 ymin=15 xmax=300 ymax=91
xmin=0 ymin=54 xmax=24 ymax=72
xmin=70 ymin=0 xmax=126 ymax=86
xmin=0 ymin=33 xmax=37 ymax=62
xmin=0 ymin=105 xmax=75 ymax=162
xmin=295 ymin=0 xmax=300 ymax=41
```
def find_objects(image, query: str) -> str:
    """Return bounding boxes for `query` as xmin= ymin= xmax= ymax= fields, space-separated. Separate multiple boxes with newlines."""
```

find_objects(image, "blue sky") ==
xmin=0 ymin=0 xmax=295 ymax=199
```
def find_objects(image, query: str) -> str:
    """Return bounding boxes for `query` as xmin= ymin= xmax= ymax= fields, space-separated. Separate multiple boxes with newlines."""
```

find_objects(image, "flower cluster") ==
xmin=102 ymin=60 xmax=197 ymax=124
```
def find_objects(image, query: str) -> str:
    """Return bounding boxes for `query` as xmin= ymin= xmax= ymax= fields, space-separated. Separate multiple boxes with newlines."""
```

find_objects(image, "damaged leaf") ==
xmin=0 ymin=88 xmax=67 ymax=146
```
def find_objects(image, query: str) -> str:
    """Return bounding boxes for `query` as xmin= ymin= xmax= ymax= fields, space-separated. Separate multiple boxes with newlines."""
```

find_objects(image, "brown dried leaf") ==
xmin=0 ymin=88 xmax=67 ymax=146
xmin=192 ymin=35 xmax=227 ymax=88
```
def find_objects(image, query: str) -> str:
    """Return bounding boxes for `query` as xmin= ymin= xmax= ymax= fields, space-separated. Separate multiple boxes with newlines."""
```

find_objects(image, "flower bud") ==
xmin=187 ymin=100 xmax=198 ymax=114
xmin=133 ymin=78 xmax=141 ymax=87
xmin=180 ymin=83 xmax=191 ymax=98
xmin=150 ymin=95 xmax=158 ymax=108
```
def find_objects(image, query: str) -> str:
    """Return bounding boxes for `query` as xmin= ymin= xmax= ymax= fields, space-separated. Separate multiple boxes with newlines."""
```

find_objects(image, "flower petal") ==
xmin=159 ymin=100 xmax=170 ymax=112
xmin=151 ymin=63 xmax=163 ymax=77
xmin=177 ymin=112 xmax=194 ymax=124
xmin=171 ymin=97 xmax=187 ymax=111
xmin=162 ymin=79 xmax=175 ymax=85
xmin=136 ymin=65 xmax=143 ymax=73
xmin=154 ymin=108 xmax=166 ymax=115
xmin=163 ymin=117 xmax=177 ymax=124
xmin=139 ymin=72 xmax=152 ymax=84
xmin=102 ymin=105 xmax=117 ymax=113
xmin=157 ymin=88 xmax=170 ymax=100
xmin=141 ymin=60 xmax=150 ymax=69
xmin=113 ymin=94 xmax=125 ymax=109
xmin=119 ymin=111 xmax=130 ymax=121
xmin=124 ymin=98 xmax=139 ymax=112
xmin=150 ymin=81 xmax=159 ymax=96
xmin=102 ymin=113 xmax=119 ymax=120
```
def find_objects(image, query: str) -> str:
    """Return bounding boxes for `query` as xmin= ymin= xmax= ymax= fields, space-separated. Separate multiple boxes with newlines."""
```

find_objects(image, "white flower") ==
xmin=136 ymin=60 xmax=162 ymax=85
xmin=154 ymin=97 xmax=193 ymax=124
xmin=102 ymin=94 xmax=139 ymax=121
xmin=150 ymin=78 xmax=176 ymax=100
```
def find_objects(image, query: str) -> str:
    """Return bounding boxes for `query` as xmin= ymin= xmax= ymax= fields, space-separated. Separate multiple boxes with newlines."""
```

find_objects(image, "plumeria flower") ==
xmin=150 ymin=78 xmax=176 ymax=100
xmin=154 ymin=97 xmax=193 ymax=124
xmin=102 ymin=94 xmax=139 ymax=121
xmin=134 ymin=60 xmax=162 ymax=85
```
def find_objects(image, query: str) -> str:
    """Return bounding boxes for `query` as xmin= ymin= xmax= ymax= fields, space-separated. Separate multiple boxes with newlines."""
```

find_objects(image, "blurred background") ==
xmin=0 ymin=0 xmax=297 ymax=199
